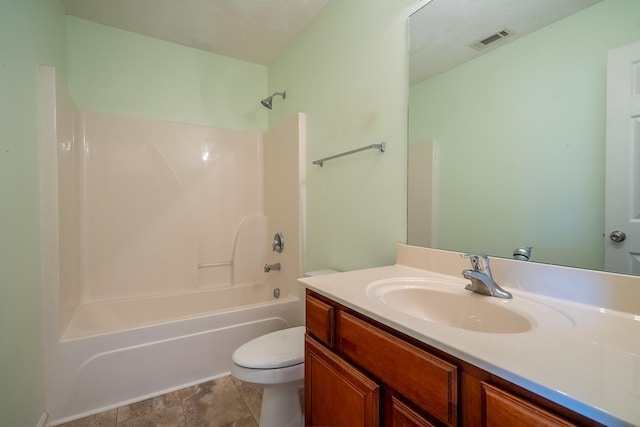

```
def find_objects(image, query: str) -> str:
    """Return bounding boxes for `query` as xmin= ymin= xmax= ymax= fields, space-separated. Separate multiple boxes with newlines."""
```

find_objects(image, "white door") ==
xmin=605 ymin=40 xmax=640 ymax=274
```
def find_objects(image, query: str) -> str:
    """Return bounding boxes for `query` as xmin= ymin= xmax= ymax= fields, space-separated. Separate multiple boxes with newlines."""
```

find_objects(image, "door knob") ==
xmin=609 ymin=230 xmax=626 ymax=242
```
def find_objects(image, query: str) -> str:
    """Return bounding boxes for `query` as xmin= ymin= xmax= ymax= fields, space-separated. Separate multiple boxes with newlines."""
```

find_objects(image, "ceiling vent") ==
xmin=470 ymin=28 xmax=514 ymax=50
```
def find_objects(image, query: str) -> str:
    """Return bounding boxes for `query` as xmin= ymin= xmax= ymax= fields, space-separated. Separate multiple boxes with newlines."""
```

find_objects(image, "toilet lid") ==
xmin=232 ymin=326 xmax=305 ymax=369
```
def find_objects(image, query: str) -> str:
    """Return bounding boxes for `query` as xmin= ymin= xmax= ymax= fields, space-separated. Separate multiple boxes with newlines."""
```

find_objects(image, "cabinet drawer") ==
xmin=305 ymin=292 xmax=335 ymax=347
xmin=339 ymin=311 xmax=458 ymax=426
xmin=481 ymin=382 xmax=577 ymax=427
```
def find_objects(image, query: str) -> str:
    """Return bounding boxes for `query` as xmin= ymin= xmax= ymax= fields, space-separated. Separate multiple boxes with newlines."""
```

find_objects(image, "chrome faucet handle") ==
xmin=461 ymin=253 xmax=491 ymax=274
xmin=461 ymin=253 xmax=512 ymax=299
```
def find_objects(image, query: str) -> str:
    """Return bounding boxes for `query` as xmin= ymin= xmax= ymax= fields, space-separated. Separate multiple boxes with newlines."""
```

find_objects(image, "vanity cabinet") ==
xmin=305 ymin=290 xmax=602 ymax=427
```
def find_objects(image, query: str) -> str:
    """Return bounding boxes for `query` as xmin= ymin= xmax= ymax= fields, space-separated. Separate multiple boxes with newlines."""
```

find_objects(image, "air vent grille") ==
xmin=470 ymin=28 xmax=514 ymax=50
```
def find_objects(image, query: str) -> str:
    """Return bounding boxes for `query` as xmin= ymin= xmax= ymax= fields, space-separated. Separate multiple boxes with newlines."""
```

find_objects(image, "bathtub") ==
xmin=49 ymin=283 xmax=302 ymax=425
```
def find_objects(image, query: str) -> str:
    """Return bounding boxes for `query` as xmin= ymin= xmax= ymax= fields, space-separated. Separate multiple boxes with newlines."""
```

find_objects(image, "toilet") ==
xmin=231 ymin=325 xmax=305 ymax=427
xmin=231 ymin=271 xmax=339 ymax=427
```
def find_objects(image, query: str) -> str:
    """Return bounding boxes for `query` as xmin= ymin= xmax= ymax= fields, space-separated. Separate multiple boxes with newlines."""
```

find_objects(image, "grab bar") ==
xmin=198 ymin=261 xmax=233 ymax=268
xmin=312 ymin=142 xmax=386 ymax=167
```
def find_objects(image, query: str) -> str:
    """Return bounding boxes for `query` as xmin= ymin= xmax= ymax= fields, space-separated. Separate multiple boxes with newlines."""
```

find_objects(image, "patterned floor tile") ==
xmin=117 ymin=391 xmax=182 ymax=422
xmin=55 ymin=376 xmax=263 ymax=427
xmin=234 ymin=382 xmax=262 ymax=422
xmin=218 ymin=415 xmax=258 ymax=427
xmin=180 ymin=377 xmax=255 ymax=427
xmin=116 ymin=405 xmax=186 ymax=427
xmin=56 ymin=409 xmax=117 ymax=427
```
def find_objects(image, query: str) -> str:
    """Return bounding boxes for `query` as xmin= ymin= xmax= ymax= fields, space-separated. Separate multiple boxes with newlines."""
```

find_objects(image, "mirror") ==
xmin=408 ymin=0 xmax=640 ymax=273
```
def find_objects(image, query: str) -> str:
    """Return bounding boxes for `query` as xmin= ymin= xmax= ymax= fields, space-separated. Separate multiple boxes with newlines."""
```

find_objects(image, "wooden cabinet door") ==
xmin=305 ymin=335 xmax=380 ymax=427
xmin=390 ymin=396 xmax=436 ymax=427
xmin=481 ymin=382 xmax=577 ymax=427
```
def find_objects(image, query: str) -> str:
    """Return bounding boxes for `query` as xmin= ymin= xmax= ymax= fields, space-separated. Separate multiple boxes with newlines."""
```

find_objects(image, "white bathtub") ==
xmin=49 ymin=284 xmax=302 ymax=425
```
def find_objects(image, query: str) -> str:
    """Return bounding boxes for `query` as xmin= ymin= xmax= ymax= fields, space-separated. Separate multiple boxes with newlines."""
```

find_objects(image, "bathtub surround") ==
xmin=80 ymin=110 xmax=264 ymax=300
xmin=263 ymin=113 xmax=307 ymax=305
xmin=40 ymin=68 xmax=306 ymax=423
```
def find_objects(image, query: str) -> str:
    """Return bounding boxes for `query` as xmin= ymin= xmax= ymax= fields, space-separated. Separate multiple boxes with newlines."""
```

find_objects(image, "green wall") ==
xmin=0 ymin=0 xmax=67 ymax=424
xmin=409 ymin=0 xmax=640 ymax=270
xmin=66 ymin=16 xmax=268 ymax=132
xmin=268 ymin=0 xmax=417 ymax=271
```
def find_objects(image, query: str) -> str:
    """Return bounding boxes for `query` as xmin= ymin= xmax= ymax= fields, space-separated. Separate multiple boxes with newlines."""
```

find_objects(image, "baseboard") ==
xmin=37 ymin=412 xmax=48 ymax=427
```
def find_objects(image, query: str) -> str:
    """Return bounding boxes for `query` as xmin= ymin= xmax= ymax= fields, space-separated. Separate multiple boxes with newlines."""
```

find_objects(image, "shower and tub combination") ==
xmin=39 ymin=67 xmax=306 ymax=424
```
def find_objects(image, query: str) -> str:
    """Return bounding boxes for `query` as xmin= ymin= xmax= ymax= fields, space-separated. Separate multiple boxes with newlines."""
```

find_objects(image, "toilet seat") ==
xmin=232 ymin=326 xmax=305 ymax=369
xmin=231 ymin=361 xmax=304 ymax=385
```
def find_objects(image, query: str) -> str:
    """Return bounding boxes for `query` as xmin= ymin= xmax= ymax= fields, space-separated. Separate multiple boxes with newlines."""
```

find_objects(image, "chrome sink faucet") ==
xmin=461 ymin=253 xmax=512 ymax=299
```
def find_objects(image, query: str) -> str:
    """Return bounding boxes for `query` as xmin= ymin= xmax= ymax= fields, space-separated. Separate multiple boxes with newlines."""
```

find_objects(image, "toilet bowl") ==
xmin=231 ymin=326 xmax=305 ymax=427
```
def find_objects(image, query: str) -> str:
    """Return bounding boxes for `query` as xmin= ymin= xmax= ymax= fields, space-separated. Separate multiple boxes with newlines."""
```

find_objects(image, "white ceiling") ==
xmin=61 ymin=0 xmax=604 ymax=81
xmin=410 ymin=0 xmax=603 ymax=84
xmin=61 ymin=0 xmax=331 ymax=65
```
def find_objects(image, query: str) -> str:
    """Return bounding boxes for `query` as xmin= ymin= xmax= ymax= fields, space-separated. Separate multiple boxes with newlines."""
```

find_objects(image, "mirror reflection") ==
xmin=408 ymin=0 xmax=640 ymax=274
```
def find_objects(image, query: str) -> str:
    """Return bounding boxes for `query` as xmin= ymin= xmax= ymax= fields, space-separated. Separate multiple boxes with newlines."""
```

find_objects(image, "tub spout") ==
xmin=264 ymin=263 xmax=281 ymax=273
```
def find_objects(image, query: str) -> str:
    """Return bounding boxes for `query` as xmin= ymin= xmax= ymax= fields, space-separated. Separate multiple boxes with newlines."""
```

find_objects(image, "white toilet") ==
xmin=231 ymin=325 xmax=305 ymax=427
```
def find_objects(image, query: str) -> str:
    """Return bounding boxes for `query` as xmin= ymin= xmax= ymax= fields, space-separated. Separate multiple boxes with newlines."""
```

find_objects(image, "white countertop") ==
xmin=299 ymin=263 xmax=640 ymax=426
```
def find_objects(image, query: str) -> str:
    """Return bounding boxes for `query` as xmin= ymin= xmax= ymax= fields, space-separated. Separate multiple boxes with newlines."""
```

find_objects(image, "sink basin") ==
xmin=367 ymin=277 xmax=533 ymax=334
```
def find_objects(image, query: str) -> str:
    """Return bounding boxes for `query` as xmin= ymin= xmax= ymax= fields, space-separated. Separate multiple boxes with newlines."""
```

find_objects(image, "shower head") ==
xmin=260 ymin=98 xmax=273 ymax=109
xmin=260 ymin=91 xmax=286 ymax=110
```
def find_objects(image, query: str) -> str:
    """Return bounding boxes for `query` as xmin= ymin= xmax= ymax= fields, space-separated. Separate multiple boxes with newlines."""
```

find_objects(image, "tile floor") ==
xmin=56 ymin=376 xmax=262 ymax=427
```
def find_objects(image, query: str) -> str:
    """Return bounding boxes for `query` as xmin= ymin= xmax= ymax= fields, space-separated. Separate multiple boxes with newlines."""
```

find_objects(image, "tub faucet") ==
xmin=461 ymin=253 xmax=512 ymax=299
xmin=264 ymin=263 xmax=281 ymax=273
